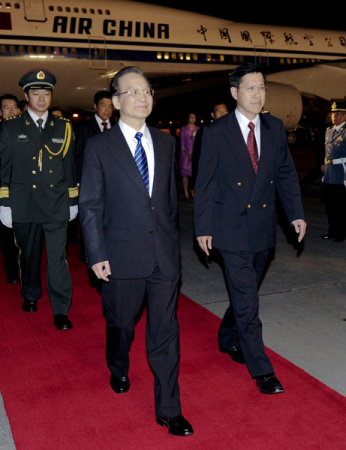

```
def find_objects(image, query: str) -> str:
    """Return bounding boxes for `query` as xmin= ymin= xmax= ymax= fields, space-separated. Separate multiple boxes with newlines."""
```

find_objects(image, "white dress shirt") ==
xmin=118 ymin=119 xmax=155 ymax=196
xmin=95 ymin=114 xmax=111 ymax=132
xmin=235 ymin=108 xmax=261 ymax=158
xmin=27 ymin=109 xmax=49 ymax=130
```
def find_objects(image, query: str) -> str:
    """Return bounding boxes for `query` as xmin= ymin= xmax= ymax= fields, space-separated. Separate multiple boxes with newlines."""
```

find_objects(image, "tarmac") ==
xmin=1 ymin=145 xmax=345 ymax=449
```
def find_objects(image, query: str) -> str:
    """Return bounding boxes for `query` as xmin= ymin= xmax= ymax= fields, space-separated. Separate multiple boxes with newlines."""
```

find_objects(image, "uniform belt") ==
xmin=326 ymin=157 xmax=346 ymax=165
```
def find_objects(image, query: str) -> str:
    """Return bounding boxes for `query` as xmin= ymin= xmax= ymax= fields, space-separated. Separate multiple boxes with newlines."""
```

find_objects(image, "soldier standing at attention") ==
xmin=0 ymin=69 xmax=78 ymax=330
xmin=321 ymin=101 xmax=346 ymax=242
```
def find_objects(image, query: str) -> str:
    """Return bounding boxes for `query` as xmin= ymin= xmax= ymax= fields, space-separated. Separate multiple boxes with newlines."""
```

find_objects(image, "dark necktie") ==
xmin=247 ymin=122 xmax=259 ymax=174
xmin=102 ymin=121 xmax=108 ymax=131
xmin=134 ymin=132 xmax=149 ymax=192
xmin=37 ymin=118 xmax=43 ymax=133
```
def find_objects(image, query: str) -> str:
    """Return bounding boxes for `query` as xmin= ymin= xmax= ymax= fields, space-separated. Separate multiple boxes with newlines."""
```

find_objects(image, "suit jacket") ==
xmin=78 ymin=122 xmax=181 ymax=279
xmin=0 ymin=111 xmax=77 ymax=223
xmin=323 ymin=123 xmax=346 ymax=185
xmin=75 ymin=115 xmax=105 ymax=183
xmin=194 ymin=110 xmax=304 ymax=253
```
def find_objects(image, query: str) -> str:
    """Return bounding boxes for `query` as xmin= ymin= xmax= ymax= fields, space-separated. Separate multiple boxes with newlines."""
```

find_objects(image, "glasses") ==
xmin=116 ymin=88 xmax=154 ymax=97
xmin=238 ymin=85 xmax=267 ymax=94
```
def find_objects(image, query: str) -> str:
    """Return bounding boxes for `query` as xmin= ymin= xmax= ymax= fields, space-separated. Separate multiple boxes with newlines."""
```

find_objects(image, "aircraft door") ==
xmin=88 ymin=37 xmax=107 ymax=70
xmin=23 ymin=0 xmax=46 ymax=22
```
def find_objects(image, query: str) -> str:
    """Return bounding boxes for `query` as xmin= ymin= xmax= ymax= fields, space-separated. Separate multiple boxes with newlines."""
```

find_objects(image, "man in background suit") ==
xmin=79 ymin=66 xmax=193 ymax=436
xmin=75 ymin=90 xmax=114 ymax=183
xmin=194 ymin=63 xmax=306 ymax=394
xmin=74 ymin=90 xmax=114 ymax=261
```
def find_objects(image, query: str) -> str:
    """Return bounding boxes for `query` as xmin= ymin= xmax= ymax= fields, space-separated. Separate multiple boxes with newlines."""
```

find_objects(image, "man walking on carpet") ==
xmin=194 ymin=62 xmax=306 ymax=394
xmin=79 ymin=66 xmax=193 ymax=436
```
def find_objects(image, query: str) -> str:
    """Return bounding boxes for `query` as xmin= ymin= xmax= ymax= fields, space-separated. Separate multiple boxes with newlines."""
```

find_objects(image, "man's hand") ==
xmin=291 ymin=219 xmax=307 ymax=242
xmin=197 ymin=236 xmax=213 ymax=256
xmin=0 ymin=206 xmax=12 ymax=228
xmin=92 ymin=261 xmax=111 ymax=281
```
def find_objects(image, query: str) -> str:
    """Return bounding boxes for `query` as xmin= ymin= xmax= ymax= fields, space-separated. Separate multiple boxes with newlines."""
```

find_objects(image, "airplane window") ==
xmin=0 ymin=45 xmax=7 ymax=53
xmin=90 ymin=8 xmax=95 ymax=14
xmin=171 ymin=52 xmax=177 ymax=60
xmin=9 ymin=45 xmax=15 ymax=54
xmin=97 ymin=9 xmax=103 ymax=14
xmin=105 ymin=10 xmax=110 ymax=15
xmin=66 ymin=7 xmax=71 ymax=12
xmin=49 ymin=5 xmax=54 ymax=11
xmin=74 ymin=8 xmax=79 ymax=12
xmin=54 ymin=47 xmax=60 ymax=55
xmin=5 ymin=2 xmax=10 ymax=8
xmin=57 ymin=6 xmax=62 ymax=12
xmin=14 ymin=3 xmax=20 ymax=8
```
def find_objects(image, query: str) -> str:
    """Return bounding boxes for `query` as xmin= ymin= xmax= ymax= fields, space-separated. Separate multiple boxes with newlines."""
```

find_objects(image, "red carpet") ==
xmin=0 ymin=244 xmax=345 ymax=449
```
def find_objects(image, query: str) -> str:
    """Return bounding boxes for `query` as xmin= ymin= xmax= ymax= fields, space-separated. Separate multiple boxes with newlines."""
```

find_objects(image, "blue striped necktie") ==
xmin=134 ymin=132 xmax=149 ymax=192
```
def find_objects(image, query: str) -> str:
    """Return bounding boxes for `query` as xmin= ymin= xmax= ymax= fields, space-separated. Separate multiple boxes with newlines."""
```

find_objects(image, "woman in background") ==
xmin=180 ymin=113 xmax=199 ymax=199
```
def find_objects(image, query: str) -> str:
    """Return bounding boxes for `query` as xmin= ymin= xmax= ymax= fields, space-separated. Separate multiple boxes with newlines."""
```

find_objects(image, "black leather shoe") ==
xmin=22 ymin=299 xmax=37 ymax=312
xmin=53 ymin=315 xmax=73 ymax=330
xmin=219 ymin=345 xmax=245 ymax=364
xmin=257 ymin=374 xmax=284 ymax=394
xmin=321 ymin=234 xmax=334 ymax=240
xmin=156 ymin=415 xmax=193 ymax=436
xmin=7 ymin=276 xmax=19 ymax=284
xmin=110 ymin=375 xmax=130 ymax=394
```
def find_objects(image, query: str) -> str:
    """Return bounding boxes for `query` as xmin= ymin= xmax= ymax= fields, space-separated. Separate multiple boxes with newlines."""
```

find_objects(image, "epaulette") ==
xmin=54 ymin=115 xmax=71 ymax=122
xmin=4 ymin=114 xmax=22 ymax=121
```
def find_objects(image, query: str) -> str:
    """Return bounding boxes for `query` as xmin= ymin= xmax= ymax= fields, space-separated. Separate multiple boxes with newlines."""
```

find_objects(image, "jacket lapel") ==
xmin=106 ymin=123 xmax=150 ymax=198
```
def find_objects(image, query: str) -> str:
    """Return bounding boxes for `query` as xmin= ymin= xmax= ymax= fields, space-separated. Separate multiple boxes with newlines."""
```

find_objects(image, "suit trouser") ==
xmin=218 ymin=248 xmax=274 ymax=378
xmin=323 ymin=183 xmax=346 ymax=239
xmin=101 ymin=266 xmax=181 ymax=417
xmin=13 ymin=222 xmax=72 ymax=316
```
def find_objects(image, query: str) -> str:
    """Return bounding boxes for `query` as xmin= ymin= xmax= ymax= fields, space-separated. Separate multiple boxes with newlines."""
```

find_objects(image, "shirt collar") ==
xmin=235 ymin=108 xmax=260 ymax=128
xmin=27 ymin=108 xmax=49 ymax=126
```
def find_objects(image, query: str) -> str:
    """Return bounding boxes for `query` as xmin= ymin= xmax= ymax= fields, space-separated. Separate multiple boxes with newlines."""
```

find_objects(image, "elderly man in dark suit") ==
xmin=79 ymin=66 xmax=193 ymax=436
xmin=194 ymin=63 xmax=306 ymax=394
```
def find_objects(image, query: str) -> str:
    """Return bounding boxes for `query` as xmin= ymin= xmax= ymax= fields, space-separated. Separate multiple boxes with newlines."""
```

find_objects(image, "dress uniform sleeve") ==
xmin=0 ymin=123 xmax=12 ymax=207
xmin=62 ymin=120 xmax=78 ymax=206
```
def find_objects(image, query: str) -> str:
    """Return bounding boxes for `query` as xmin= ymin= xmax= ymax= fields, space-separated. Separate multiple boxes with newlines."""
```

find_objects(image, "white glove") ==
xmin=69 ymin=205 xmax=78 ymax=222
xmin=0 ymin=206 xmax=12 ymax=228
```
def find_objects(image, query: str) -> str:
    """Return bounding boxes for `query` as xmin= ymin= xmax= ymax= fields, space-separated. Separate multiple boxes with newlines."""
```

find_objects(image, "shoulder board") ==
xmin=4 ymin=114 xmax=22 ymax=121
xmin=55 ymin=115 xmax=70 ymax=122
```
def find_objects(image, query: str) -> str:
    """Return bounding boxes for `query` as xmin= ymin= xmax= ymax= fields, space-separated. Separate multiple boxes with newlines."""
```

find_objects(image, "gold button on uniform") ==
xmin=248 ymin=204 xmax=251 ymax=208
xmin=237 ymin=182 xmax=242 ymax=186
xmin=33 ymin=185 xmax=37 ymax=189
xmin=263 ymin=204 xmax=267 ymax=208
xmin=32 ymin=170 xmax=36 ymax=174
xmin=49 ymin=170 xmax=53 ymax=174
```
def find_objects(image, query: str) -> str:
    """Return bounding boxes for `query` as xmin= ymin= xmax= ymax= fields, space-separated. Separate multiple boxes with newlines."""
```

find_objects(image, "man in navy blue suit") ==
xmin=194 ymin=63 xmax=306 ymax=394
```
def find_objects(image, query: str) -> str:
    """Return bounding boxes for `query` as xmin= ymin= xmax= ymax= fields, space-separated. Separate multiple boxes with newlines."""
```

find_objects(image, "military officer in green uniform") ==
xmin=321 ymin=101 xmax=346 ymax=242
xmin=0 ymin=68 xmax=78 ymax=330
